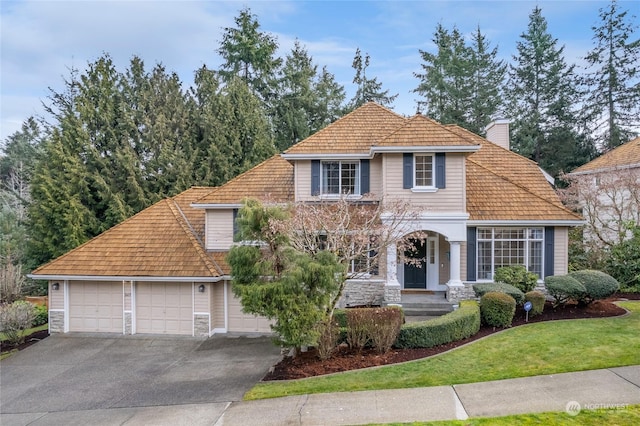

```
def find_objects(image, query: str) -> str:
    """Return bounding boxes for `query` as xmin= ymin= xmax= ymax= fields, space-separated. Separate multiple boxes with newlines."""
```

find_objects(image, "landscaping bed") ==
xmin=0 ymin=328 xmax=49 ymax=357
xmin=264 ymin=296 xmax=631 ymax=381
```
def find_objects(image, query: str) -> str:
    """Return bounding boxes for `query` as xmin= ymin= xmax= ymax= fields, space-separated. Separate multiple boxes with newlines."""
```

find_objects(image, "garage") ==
xmin=227 ymin=288 xmax=272 ymax=333
xmin=68 ymin=281 xmax=123 ymax=333
xmin=136 ymin=282 xmax=193 ymax=335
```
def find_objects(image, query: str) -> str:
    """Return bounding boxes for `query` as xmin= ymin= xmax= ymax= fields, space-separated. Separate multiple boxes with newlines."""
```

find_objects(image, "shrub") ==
xmin=345 ymin=307 xmax=404 ymax=353
xmin=315 ymin=318 xmax=340 ymax=360
xmin=544 ymin=275 xmax=586 ymax=307
xmin=606 ymin=225 xmax=640 ymax=292
xmin=494 ymin=265 xmax=539 ymax=293
xmin=32 ymin=305 xmax=48 ymax=327
xmin=473 ymin=282 xmax=525 ymax=304
xmin=524 ymin=291 xmax=545 ymax=317
xmin=395 ymin=301 xmax=480 ymax=349
xmin=0 ymin=301 xmax=36 ymax=346
xmin=569 ymin=270 xmax=620 ymax=305
xmin=480 ymin=292 xmax=516 ymax=328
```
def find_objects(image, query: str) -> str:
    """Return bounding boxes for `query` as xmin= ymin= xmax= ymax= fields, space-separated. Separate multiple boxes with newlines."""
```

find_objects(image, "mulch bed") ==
xmin=1 ymin=329 xmax=50 ymax=356
xmin=264 ymin=294 xmax=638 ymax=381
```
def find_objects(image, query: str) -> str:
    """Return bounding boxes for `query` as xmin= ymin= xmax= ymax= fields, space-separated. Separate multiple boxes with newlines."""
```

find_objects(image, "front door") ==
xmin=404 ymin=239 xmax=426 ymax=289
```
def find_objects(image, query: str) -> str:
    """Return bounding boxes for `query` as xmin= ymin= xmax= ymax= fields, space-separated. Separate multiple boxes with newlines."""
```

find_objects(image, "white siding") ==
xmin=194 ymin=282 xmax=210 ymax=313
xmin=206 ymin=210 xmax=234 ymax=250
xmin=212 ymin=283 xmax=225 ymax=330
xmin=295 ymin=160 xmax=312 ymax=201
xmin=49 ymin=281 xmax=64 ymax=310
xmin=369 ymin=155 xmax=383 ymax=196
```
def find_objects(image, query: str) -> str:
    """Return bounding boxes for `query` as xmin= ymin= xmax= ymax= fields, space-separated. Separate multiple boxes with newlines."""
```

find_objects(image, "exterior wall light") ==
xmin=52 ymin=282 xmax=60 ymax=291
xmin=198 ymin=284 xmax=205 ymax=293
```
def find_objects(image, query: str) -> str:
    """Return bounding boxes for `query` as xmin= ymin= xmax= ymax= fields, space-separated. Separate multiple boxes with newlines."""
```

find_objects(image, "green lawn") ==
xmin=246 ymin=301 xmax=640 ymax=400
xmin=375 ymin=404 xmax=640 ymax=425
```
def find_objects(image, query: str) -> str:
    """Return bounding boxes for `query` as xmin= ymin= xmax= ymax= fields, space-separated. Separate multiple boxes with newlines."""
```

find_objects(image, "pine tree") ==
xmin=582 ymin=0 xmax=640 ymax=151
xmin=310 ymin=66 xmax=346 ymax=133
xmin=217 ymin=7 xmax=282 ymax=106
xmin=507 ymin=6 xmax=588 ymax=176
xmin=348 ymin=48 xmax=398 ymax=110
xmin=468 ymin=27 xmax=507 ymax=135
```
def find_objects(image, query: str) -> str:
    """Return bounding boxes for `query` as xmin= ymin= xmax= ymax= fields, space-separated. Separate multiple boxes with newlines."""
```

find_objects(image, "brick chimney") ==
xmin=484 ymin=119 xmax=511 ymax=150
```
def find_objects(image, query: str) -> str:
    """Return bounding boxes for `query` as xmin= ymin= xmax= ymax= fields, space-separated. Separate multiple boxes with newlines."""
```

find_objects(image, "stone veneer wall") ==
xmin=447 ymin=283 xmax=477 ymax=303
xmin=49 ymin=311 xmax=64 ymax=333
xmin=339 ymin=280 xmax=386 ymax=307
xmin=124 ymin=312 xmax=132 ymax=335
xmin=194 ymin=314 xmax=210 ymax=337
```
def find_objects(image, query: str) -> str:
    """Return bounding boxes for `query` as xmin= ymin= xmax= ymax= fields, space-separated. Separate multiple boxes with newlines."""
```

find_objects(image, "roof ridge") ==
xmin=166 ymin=199 xmax=223 ymax=276
xmin=378 ymin=115 xmax=480 ymax=146
xmin=467 ymin=157 xmax=580 ymax=219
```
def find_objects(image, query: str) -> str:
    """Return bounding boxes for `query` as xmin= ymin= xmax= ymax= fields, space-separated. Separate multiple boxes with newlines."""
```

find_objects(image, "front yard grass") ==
xmin=245 ymin=301 xmax=640 ymax=400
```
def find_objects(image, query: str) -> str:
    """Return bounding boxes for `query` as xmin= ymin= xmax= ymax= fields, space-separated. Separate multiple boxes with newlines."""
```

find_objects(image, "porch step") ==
xmin=399 ymin=302 xmax=455 ymax=317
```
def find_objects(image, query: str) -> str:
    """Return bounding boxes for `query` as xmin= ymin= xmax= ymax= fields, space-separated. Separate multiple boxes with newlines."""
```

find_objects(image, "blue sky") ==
xmin=1 ymin=0 xmax=638 ymax=142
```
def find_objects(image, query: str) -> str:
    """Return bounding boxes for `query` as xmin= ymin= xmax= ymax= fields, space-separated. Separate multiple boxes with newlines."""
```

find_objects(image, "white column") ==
xmin=448 ymin=241 xmax=463 ymax=286
xmin=386 ymin=242 xmax=400 ymax=286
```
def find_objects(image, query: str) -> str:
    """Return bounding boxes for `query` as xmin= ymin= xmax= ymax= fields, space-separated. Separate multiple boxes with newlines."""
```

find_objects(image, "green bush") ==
xmin=606 ymin=225 xmax=640 ymax=292
xmin=333 ymin=309 xmax=347 ymax=328
xmin=569 ymin=270 xmax=620 ymax=305
xmin=494 ymin=265 xmax=539 ymax=293
xmin=0 ymin=301 xmax=36 ymax=346
xmin=544 ymin=275 xmax=586 ymax=307
xmin=480 ymin=292 xmax=516 ymax=328
xmin=395 ymin=301 xmax=480 ymax=349
xmin=345 ymin=306 xmax=404 ymax=353
xmin=473 ymin=282 xmax=525 ymax=304
xmin=32 ymin=305 xmax=48 ymax=327
xmin=524 ymin=291 xmax=546 ymax=317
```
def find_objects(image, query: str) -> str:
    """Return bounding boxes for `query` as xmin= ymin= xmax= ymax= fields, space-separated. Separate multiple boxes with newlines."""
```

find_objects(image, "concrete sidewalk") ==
xmin=218 ymin=365 xmax=640 ymax=425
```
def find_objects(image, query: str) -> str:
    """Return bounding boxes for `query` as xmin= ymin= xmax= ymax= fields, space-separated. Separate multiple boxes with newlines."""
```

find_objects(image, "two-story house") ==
xmin=30 ymin=102 xmax=581 ymax=337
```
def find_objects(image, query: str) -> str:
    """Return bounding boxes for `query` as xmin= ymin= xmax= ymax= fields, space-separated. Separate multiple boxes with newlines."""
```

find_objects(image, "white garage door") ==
xmin=69 ymin=281 xmax=123 ymax=333
xmin=227 ymin=293 xmax=272 ymax=333
xmin=136 ymin=282 xmax=193 ymax=335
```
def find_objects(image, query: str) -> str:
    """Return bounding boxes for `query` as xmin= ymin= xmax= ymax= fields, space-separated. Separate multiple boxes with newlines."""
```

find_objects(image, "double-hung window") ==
xmin=322 ymin=161 xmax=360 ymax=195
xmin=477 ymin=227 xmax=544 ymax=280
xmin=414 ymin=154 xmax=434 ymax=188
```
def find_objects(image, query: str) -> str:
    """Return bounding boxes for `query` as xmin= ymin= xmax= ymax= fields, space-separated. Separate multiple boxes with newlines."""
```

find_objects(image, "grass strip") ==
xmin=246 ymin=302 xmax=640 ymax=400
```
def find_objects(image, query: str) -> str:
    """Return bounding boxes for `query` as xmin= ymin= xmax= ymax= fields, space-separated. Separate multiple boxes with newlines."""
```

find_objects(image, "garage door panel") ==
xmin=136 ymin=282 xmax=192 ymax=335
xmin=227 ymin=293 xmax=272 ymax=333
xmin=69 ymin=281 xmax=123 ymax=333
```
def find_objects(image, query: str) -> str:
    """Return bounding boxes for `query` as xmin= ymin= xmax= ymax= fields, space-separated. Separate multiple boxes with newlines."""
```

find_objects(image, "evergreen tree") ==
xmin=507 ymin=6 xmax=588 ymax=176
xmin=348 ymin=48 xmax=398 ymax=110
xmin=310 ymin=66 xmax=346 ymax=131
xmin=415 ymin=25 xmax=472 ymax=125
xmin=582 ymin=0 xmax=640 ymax=151
xmin=217 ymin=7 xmax=282 ymax=106
xmin=468 ymin=27 xmax=507 ymax=135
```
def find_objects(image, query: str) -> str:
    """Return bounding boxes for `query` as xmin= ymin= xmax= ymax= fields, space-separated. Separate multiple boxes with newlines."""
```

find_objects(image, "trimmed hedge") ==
xmin=569 ymin=270 xmax=620 ymax=305
xmin=395 ymin=301 xmax=480 ymax=349
xmin=480 ymin=292 xmax=516 ymax=327
xmin=473 ymin=282 xmax=525 ymax=304
xmin=545 ymin=275 xmax=586 ymax=307
xmin=524 ymin=290 xmax=545 ymax=317
xmin=494 ymin=265 xmax=538 ymax=293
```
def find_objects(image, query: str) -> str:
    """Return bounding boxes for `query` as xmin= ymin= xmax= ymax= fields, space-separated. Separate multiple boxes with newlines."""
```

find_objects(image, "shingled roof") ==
xmin=31 ymin=188 xmax=223 ymax=278
xmin=376 ymin=114 xmax=479 ymax=149
xmin=571 ymin=137 xmax=640 ymax=174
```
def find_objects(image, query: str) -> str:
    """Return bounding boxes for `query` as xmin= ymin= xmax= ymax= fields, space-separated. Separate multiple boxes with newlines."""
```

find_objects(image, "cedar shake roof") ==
xmin=284 ymin=102 xmax=407 ymax=155
xmin=572 ymin=137 xmax=640 ymax=174
xmin=31 ymin=188 xmax=223 ymax=278
xmin=376 ymin=114 xmax=480 ymax=148
xmin=445 ymin=126 xmax=581 ymax=221
xmin=194 ymin=155 xmax=294 ymax=205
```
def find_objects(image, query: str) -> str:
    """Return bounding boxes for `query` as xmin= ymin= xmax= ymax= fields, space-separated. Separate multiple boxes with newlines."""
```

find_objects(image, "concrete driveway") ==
xmin=0 ymin=333 xmax=282 ymax=425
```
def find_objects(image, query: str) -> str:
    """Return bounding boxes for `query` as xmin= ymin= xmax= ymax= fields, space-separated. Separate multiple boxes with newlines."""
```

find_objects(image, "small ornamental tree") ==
xmin=228 ymin=197 xmax=424 ymax=356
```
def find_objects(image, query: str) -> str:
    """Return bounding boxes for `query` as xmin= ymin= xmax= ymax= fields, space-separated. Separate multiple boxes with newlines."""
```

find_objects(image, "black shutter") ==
xmin=544 ymin=227 xmax=555 ymax=278
xmin=311 ymin=160 xmax=320 ymax=195
xmin=360 ymin=159 xmax=370 ymax=195
xmin=435 ymin=152 xmax=446 ymax=189
xmin=403 ymin=153 xmax=413 ymax=189
xmin=467 ymin=227 xmax=477 ymax=281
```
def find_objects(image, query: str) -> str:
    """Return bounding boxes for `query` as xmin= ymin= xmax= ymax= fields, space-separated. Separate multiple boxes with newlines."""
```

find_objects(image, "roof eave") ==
xmin=371 ymin=145 xmax=481 ymax=154
xmin=190 ymin=203 xmax=244 ymax=209
xmin=27 ymin=274 xmax=224 ymax=282
xmin=466 ymin=220 xmax=584 ymax=226
xmin=281 ymin=153 xmax=371 ymax=160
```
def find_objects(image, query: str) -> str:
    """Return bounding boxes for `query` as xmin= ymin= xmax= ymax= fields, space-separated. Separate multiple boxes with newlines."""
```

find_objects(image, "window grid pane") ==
xmin=322 ymin=162 xmax=340 ymax=194
xmin=477 ymin=227 xmax=544 ymax=280
xmin=415 ymin=155 xmax=433 ymax=187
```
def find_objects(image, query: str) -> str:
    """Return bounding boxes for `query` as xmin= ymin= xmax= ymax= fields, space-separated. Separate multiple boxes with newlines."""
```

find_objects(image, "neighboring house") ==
xmin=29 ymin=102 xmax=581 ymax=337
xmin=567 ymin=137 xmax=640 ymax=247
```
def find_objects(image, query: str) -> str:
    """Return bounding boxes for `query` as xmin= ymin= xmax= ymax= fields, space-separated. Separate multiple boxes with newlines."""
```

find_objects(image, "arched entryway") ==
xmin=399 ymin=232 xmax=447 ymax=291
